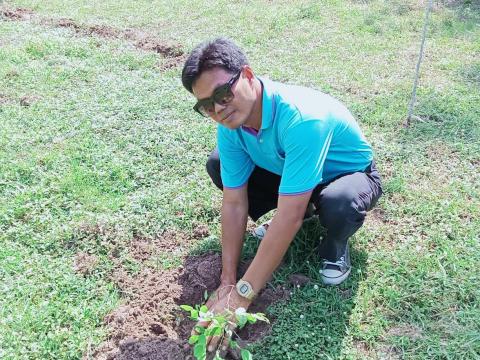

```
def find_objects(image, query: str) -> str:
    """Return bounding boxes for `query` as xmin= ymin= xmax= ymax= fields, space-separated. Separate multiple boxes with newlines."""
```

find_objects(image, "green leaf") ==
xmin=191 ymin=309 xmax=199 ymax=320
xmin=246 ymin=314 xmax=257 ymax=324
xmin=237 ymin=315 xmax=248 ymax=328
xmin=194 ymin=326 xmax=205 ymax=335
xmin=198 ymin=334 xmax=207 ymax=346
xmin=200 ymin=305 xmax=208 ymax=313
xmin=205 ymin=324 xmax=223 ymax=337
xmin=180 ymin=305 xmax=194 ymax=312
xmin=253 ymin=313 xmax=269 ymax=323
xmin=241 ymin=349 xmax=253 ymax=360
xmin=212 ymin=325 xmax=223 ymax=336
xmin=194 ymin=343 xmax=206 ymax=360
xmin=204 ymin=290 xmax=209 ymax=301
xmin=188 ymin=334 xmax=199 ymax=345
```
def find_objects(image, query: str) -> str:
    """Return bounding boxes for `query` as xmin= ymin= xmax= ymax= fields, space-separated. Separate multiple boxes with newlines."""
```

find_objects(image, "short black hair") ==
xmin=181 ymin=37 xmax=249 ymax=94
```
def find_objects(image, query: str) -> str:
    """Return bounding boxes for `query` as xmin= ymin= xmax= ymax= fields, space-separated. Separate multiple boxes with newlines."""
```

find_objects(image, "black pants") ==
xmin=206 ymin=148 xmax=383 ymax=262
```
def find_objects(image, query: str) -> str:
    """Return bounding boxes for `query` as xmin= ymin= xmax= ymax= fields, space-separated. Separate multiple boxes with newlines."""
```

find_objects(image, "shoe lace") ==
xmin=322 ymin=256 xmax=347 ymax=271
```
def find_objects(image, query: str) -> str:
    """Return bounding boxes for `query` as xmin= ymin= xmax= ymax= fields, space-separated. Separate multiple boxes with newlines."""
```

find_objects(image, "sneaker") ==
xmin=251 ymin=220 xmax=271 ymax=240
xmin=320 ymin=245 xmax=351 ymax=285
xmin=251 ymin=203 xmax=316 ymax=240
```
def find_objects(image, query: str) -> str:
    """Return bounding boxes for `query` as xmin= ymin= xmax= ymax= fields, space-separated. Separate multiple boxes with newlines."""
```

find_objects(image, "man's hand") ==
xmin=192 ymin=284 xmax=252 ymax=353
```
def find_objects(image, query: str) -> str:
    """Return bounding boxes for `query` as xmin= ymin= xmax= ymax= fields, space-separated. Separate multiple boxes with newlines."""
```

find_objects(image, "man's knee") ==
xmin=206 ymin=149 xmax=223 ymax=190
xmin=317 ymin=187 xmax=366 ymax=225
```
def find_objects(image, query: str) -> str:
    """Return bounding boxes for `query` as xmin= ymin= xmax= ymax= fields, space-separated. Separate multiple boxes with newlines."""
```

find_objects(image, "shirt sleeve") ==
xmin=279 ymin=120 xmax=333 ymax=194
xmin=217 ymin=126 xmax=255 ymax=189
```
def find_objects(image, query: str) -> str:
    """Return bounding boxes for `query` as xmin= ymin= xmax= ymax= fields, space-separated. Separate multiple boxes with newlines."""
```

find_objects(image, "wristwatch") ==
xmin=236 ymin=279 xmax=256 ymax=300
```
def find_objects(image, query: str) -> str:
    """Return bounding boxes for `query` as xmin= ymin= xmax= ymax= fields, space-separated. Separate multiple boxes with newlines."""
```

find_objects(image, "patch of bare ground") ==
xmin=0 ymin=7 xmax=33 ymax=20
xmin=129 ymin=230 xmax=192 ymax=262
xmin=376 ymin=344 xmax=401 ymax=360
xmin=71 ymin=224 xmax=289 ymax=360
xmin=90 ymin=251 xmax=289 ymax=360
xmin=386 ymin=324 xmax=423 ymax=340
xmin=49 ymin=17 xmax=186 ymax=67
xmin=354 ymin=340 xmax=402 ymax=360
xmin=353 ymin=340 xmax=373 ymax=358
xmin=20 ymin=95 xmax=41 ymax=107
xmin=73 ymin=252 xmax=99 ymax=275
xmin=2 ymin=7 xmax=185 ymax=68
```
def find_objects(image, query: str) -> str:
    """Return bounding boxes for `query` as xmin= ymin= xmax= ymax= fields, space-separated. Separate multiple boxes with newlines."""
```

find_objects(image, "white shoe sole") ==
xmin=321 ymin=267 xmax=352 ymax=285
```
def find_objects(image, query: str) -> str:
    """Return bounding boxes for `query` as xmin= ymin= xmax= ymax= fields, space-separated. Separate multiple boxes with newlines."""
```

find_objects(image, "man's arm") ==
xmin=242 ymin=191 xmax=312 ymax=293
xmin=219 ymin=185 xmax=249 ymax=285
xmin=197 ymin=191 xmax=311 ymax=353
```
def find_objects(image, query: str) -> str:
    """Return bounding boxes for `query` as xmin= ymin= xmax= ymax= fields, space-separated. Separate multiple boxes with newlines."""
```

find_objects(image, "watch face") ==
xmin=240 ymin=284 xmax=249 ymax=294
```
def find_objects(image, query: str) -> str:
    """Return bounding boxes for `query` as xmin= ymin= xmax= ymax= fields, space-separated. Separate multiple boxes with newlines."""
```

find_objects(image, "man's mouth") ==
xmin=222 ymin=111 xmax=234 ymax=122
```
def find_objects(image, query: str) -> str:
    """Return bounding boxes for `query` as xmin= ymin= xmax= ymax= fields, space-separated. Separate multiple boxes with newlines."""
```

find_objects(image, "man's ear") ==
xmin=243 ymin=65 xmax=255 ymax=83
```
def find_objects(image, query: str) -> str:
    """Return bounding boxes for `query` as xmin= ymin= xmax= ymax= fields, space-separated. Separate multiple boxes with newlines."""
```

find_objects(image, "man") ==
xmin=181 ymin=37 xmax=382 ymax=352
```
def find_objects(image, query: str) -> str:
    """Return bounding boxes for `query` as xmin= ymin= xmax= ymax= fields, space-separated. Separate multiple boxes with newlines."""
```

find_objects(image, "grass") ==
xmin=1 ymin=0 xmax=479 ymax=359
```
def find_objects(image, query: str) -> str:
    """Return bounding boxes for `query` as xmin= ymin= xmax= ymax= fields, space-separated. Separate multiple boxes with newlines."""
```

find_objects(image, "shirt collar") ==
xmin=258 ymin=77 xmax=276 ymax=130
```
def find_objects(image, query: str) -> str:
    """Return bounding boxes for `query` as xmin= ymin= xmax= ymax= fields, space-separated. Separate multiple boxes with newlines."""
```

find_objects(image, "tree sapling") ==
xmin=180 ymin=304 xmax=269 ymax=360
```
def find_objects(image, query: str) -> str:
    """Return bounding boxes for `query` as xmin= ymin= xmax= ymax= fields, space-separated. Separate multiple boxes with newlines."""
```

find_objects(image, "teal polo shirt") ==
xmin=217 ymin=77 xmax=373 ymax=195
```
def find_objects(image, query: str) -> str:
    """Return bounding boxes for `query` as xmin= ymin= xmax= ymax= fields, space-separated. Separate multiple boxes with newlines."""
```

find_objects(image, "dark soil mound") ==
xmin=92 ymin=251 xmax=290 ymax=360
xmin=116 ymin=337 xmax=193 ymax=360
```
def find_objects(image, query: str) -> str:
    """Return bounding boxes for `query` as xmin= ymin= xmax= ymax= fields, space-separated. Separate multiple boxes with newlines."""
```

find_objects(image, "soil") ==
xmin=1 ymin=7 xmax=33 ymax=20
xmin=192 ymin=224 xmax=210 ymax=239
xmin=51 ymin=17 xmax=185 ymax=62
xmin=82 ymin=229 xmax=290 ymax=360
xmin=73 ymin=252 xmax=99 ymax=275
xmin=129 ymin=230 xmax=191 ymax=261
xmin=3 ymin=7 xmax=185 ymax=68
xmin=134 ymin=38 xmax=183 ymax=58
xmin=287 ymin=273 xmax=311 ymax=287
xmin=19 ymin=95 xmax=41 ymax=107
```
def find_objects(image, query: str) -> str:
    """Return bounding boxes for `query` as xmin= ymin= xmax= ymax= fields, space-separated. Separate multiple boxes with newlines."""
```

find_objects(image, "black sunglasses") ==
xmin=193 ymin=70 xmax=242 ymax=117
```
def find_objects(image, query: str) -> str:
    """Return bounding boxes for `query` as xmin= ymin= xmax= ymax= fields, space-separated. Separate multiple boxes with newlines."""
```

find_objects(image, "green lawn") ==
xmin=1 ymin=0 xmax=479 ymax=359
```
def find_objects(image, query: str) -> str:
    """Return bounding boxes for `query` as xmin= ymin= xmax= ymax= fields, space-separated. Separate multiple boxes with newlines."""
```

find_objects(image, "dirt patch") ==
xmin=93 ymin=251 xmax=290 ymax=360
xmin=157 ymin=54 xmax=188 ymax=72
xmin=134 ymin=37 xmax=183 ymax=57
xmin=353 ymin=340 xmax=372 ymax=358
xmin=54 ymin=17 xmax=81 ymax=30
xmin=115 ymin=337 xmax=193 ymax=360
xmin=129 ymin=230 xmax=190 ymax=261
xmin=2 ymin=7 xmax=185 ymax=67
xmin=1 ymin=7 xmax=33 ymax=20
xmin=386 ymin=324 xmax=423 ymax=340
xmin=87 ymin=24 xmax=120 ymax=38
xmin=20 ymin=95 xmax=41 ymax=107
xmin=48 ymin=17 xmax=185 ymax=62
xmin=192 ymin=224 xmax=210 ymax=239
xmin=287 ymin=273 xmax=311 ymax=287
xmin=73 ymin=252 xmax=99 ymax=275
xmin=376 ymin=344 xmax=401 ymax=360
xmin=53 ymin=20 xmax=120 ymax=38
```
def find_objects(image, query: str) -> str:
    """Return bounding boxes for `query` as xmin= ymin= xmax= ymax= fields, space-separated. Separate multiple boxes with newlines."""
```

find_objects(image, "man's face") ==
xmin=192 ymin=66 xmax=256 ymax=129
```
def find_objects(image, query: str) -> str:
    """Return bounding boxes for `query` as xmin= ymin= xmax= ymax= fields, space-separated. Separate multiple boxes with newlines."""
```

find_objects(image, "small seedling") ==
xmin=180 ymin=304 xmax=269 ymax=360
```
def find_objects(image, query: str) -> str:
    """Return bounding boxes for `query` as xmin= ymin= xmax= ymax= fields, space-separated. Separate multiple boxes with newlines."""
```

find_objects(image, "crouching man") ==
xmin=181 ymin=37 xmax=382 ymax=352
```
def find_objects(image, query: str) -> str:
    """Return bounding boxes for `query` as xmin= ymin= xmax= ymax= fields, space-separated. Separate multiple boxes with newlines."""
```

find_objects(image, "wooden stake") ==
xmin=406 ymin=0 xmax=434 ymax=127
